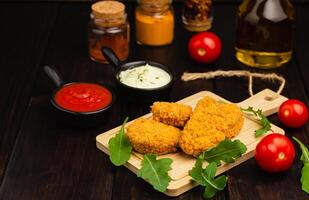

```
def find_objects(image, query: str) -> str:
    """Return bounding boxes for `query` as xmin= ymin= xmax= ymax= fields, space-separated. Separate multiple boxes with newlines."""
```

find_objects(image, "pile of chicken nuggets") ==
xmin=125 ymin=96 xmax=244 ymax=157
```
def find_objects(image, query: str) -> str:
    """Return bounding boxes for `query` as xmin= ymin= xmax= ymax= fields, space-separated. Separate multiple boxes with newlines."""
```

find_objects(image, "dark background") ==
xmin=0 ymin=0 xmax=308 ymax=200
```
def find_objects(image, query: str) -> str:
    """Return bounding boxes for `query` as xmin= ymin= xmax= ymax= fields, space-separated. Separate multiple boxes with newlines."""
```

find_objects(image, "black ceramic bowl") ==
xmin=101 ymin=47 xmax=174 ymax=103
xmin=44 ymin=66 xmax=115 ymax=128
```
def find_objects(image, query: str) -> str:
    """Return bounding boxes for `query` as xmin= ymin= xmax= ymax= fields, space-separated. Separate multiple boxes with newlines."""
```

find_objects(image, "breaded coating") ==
xmin=179 ymin=96 xmax=244 ymax=156
xmin=151 ymin=102 xmax=192 ymax=127
xmin=126 ymin=118 xmax=182 ymax=155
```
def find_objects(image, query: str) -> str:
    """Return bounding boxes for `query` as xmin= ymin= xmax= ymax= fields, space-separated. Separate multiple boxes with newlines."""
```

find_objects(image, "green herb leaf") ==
xmin=292 ymin=137 xmax=309 ymax=194
xmin=189 ymin=156 xmax=227 ymax=199
xmin=241 ymin=107 xmax=272 ymax=137
xmin=301 ymin=164 xmax=309 ymax=194
xmin=293 ymin=137 xmax=309 ymax=163
xmin=108 ymin=117 xmax=132 ymax=166
xmin=137 ymin=154 xmax=172 ymax=192
xmin=201 ymin=139 xmax=247 ymax=166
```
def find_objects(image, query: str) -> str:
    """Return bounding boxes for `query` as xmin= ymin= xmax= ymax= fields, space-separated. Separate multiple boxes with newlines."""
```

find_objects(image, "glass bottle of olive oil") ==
xmin=235 ymin=0 xmax=294 ymax=68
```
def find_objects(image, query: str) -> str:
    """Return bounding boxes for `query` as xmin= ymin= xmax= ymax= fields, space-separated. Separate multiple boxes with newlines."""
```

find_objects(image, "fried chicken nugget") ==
xmin=126 ymin=118 xmax=181 ymax=155
xmin=179 ymin=96 xmax=244 ymax=156
xmin=151 ymin=102 xmax=192 ymax=128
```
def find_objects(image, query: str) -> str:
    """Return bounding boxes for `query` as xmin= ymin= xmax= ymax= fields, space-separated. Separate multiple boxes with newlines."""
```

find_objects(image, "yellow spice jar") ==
xmin=136 ymin=0 xmax=174 ymax=46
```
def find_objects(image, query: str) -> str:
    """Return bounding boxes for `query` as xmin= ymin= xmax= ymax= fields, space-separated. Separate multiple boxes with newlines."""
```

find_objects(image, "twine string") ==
xmin=181 ymin=70 xmax=286 ymax=97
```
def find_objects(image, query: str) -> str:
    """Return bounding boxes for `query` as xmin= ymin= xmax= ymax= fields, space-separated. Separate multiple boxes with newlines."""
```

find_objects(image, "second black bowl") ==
xmin=101 ymin=47 xmax=174 ymax=103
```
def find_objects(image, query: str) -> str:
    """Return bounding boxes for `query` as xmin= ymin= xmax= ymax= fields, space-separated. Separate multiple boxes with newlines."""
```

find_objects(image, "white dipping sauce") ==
xmin=119 ymin=64 xmax=171 ymax=89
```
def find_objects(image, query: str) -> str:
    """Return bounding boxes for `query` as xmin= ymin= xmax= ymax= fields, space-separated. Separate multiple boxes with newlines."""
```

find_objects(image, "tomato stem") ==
xmin=198 ymin=48 xmax=206 ymax=56
xmin=278 ymin=152 xmax=285 ymax=160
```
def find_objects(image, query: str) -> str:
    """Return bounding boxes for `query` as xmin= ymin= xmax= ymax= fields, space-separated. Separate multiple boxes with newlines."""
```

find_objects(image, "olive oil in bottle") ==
xmin=235 ymin=0 xmax=294 ymax=68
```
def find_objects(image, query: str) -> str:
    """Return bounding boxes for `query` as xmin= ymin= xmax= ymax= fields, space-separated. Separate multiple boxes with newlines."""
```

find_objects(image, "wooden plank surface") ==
xmin=0 ymin=3 xmax=120 ymax=200
xmin=0 ymin=2 xmax=58 ymax=185
xmin=215 ymin=3 xmax=309 ymax=199
xmin=0 ymin=1 xmax=308 ymax=200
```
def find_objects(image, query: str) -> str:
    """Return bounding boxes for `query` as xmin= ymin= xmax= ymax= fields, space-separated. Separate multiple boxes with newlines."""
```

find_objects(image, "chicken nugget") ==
xmin=126 ymin=118 xmax=181 ymax=155
xmin=179 ymin=96 xmax=244 ymax=156
xmin=151 ymin=102 xmax=192 ymax=127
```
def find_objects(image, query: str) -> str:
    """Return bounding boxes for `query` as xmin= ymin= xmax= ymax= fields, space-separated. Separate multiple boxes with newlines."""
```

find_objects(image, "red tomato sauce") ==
xmin=54 ymin=83 xmax=112 ymax=112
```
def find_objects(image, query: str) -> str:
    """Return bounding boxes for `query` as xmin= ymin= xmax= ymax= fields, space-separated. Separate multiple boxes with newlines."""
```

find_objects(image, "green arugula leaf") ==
xmin=189 ymin=155 xmax=227 ymax=199
xmin=137 ymin=154 xmax=173 ymax=192
xmin=108 ymin=117 xmax=132 ymax=166
xmin=301 ymin=164 xmax=309 ymax=194
xmin=241 ymin=107 xmax=272 ymax=137
xmin=293 ymin=137 xmax=309 ymax=163
xmin=201 ymin=139 xmax=247 ymax=166
xmin=292 ymin=137 xmax=309 ymax=194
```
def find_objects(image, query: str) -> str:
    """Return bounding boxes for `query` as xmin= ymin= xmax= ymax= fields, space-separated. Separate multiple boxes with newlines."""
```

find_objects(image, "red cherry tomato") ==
xmin=188 ymin=32 xmax=222 ymax=63
xmin=278 ymin=99 xmax=308 ymax=128
xmin=255 ymin=133 xmax=295 ymax=172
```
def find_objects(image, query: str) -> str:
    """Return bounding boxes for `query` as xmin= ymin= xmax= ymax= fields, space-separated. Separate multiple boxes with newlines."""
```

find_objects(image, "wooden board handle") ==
xmin=237 ymin=89 xmax=288 ymax=117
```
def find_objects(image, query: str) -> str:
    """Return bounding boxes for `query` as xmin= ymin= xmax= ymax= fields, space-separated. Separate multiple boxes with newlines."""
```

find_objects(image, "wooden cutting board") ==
xmin=96 ymin=89 xmax=288 ymax=197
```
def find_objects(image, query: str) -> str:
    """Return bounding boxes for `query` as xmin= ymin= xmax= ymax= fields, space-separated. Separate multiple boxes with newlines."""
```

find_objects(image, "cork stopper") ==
xmin=91 ymin=1 xmax=126 ymax=27
xmin=139 ymin=0 xmax=170 ymax=11
xmin=92 ymin=1 xmax=125 ymax=20
xmin=139 ymin=0 xmax=170 ymax=5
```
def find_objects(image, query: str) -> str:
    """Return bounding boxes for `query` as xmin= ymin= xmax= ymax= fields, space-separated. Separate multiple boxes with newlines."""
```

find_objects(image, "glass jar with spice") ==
xmin=182 ymin=0 xmax=213 ymax=32
xmin=135 ymin=0 xmax=174 ymax=46
xmin=88 ymin=1 xmax=130 ymax=63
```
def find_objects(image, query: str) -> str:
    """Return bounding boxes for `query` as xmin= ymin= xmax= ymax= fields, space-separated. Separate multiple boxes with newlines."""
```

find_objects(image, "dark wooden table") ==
xmin=0 ymin=1 xmax=309 ymax=200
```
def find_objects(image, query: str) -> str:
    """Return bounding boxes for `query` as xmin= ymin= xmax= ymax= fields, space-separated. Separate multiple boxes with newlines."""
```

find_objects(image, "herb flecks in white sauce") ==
xmin=119 ymin=64 xmax=171 ymax=89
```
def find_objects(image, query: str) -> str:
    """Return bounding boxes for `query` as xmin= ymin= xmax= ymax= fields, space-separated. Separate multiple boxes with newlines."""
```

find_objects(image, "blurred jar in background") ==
xmin=182 ymin=0 xmax=213 ymax=32
xmin=88 ymin=1 xmax=129 ymax=63
xmin=136 ymin=0 xmax=174 ymax=46
xmin=235 ymin=0 xmax=294 ymax=69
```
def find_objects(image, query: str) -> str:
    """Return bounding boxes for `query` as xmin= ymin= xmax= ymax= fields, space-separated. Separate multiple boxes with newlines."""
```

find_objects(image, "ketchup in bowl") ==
xmin=54 ymin=83 xmax=112 ymax=113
